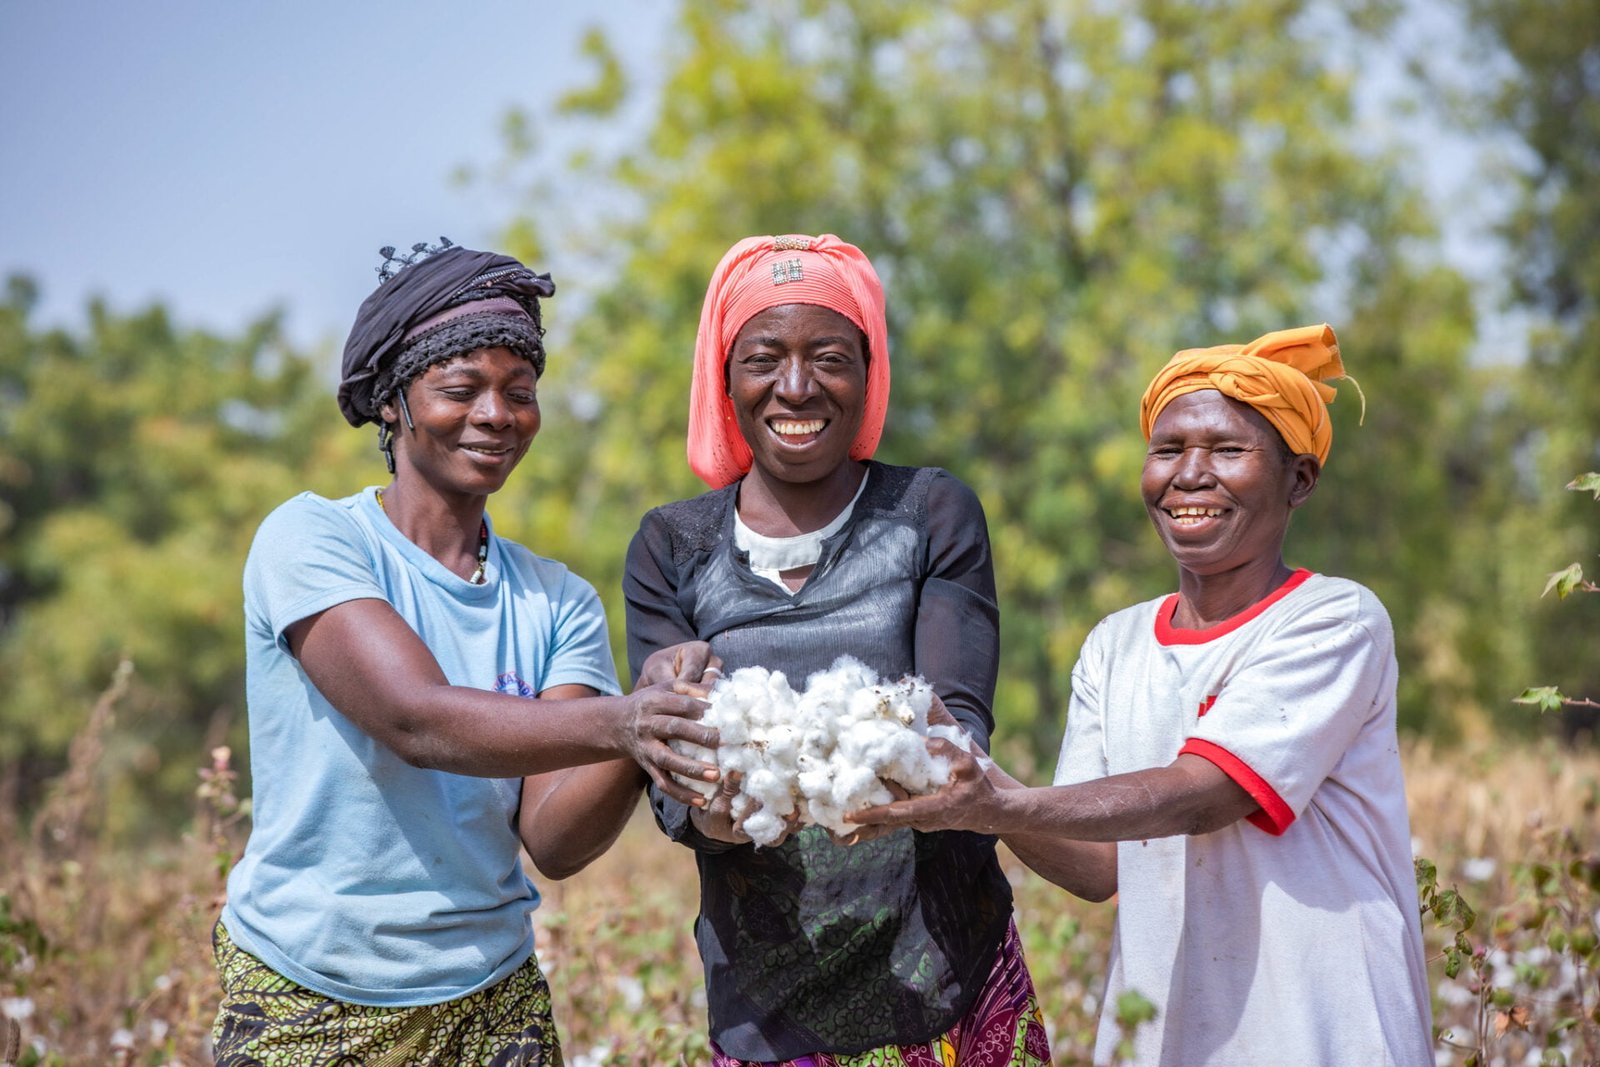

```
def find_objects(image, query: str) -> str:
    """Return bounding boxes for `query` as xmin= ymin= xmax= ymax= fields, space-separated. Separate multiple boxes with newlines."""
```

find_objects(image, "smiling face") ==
xmin=727 ymin=303 xmax=868 ymax=488
xmin=1141 ymin=389 xmax=1319 ymax=581
xmin=381 ymin=345 xmax=540 ymax=500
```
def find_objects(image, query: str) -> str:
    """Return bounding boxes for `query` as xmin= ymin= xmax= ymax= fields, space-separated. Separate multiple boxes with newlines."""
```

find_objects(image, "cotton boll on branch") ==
xmin=670 ymin=656 xmax=963 ymax=846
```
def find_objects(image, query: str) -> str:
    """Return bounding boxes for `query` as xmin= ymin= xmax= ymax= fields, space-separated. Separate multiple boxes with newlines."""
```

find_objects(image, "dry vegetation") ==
xmin=2 ymin=690 xmax=1596 ymax=1066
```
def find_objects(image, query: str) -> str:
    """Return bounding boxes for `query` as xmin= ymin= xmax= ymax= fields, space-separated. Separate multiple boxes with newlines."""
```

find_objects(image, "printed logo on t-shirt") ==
xmin=1198 ymin=695 xmax=1217 ymax=717
xmin=496 ymin=672 xmax=536 ymax=698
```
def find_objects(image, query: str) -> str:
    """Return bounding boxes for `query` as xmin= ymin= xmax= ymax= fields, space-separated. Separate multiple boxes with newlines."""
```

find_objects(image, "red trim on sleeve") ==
xmin=1155 ymin=568 xmax=1314 ymax=646
xmin=1179 ymin=737 xmax=1295 ymax=835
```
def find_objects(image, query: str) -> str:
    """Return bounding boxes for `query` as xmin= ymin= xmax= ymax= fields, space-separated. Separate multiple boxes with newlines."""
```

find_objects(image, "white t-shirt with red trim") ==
xmin=1054 ymin=570 xmax=1432 ymax=1067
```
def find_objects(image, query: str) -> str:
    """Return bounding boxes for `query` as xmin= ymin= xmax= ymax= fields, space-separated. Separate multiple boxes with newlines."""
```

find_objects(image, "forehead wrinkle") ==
xmin=1155 ymin=392 xmax=1278 ymax=434
xmin=423 ymin=352 xmax=537 ymax=381
xmin=734 ymin=333 xmax=861 ymax=352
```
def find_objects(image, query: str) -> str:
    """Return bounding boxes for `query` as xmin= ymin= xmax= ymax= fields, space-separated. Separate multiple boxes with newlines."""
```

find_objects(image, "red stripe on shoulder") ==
xmin=1179 ymin=737 xmax=1295 ymax=836
xmin=1155 ymin=568 xmax=1314 ymax=646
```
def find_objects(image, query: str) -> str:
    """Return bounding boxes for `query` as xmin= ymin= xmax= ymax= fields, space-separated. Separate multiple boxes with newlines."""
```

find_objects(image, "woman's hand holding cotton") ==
xmin=672 ymin=656 xmax=966 ymax=845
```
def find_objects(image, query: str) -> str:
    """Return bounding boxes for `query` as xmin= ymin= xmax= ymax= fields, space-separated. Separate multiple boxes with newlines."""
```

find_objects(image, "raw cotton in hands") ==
xmin=672 ymin=656 xmax=975 ymax=846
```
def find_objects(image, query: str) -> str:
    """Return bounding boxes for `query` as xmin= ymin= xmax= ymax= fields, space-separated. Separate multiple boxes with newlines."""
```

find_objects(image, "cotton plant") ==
xmin=672 ymin=656 xmax=977 ymax=846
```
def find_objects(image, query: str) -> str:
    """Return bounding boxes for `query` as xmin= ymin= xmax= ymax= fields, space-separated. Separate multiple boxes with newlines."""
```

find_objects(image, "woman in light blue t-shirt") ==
xmin=212 ymin=240 xmax=721 ymax=1067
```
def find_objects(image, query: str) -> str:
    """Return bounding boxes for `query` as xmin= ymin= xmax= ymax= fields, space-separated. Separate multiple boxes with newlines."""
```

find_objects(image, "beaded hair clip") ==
xmin=376 ymin=237 xmax=456 ymax=283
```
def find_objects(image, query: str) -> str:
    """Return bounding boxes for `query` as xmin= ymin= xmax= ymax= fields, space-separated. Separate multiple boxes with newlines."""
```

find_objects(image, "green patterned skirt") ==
xmin=211 ymin=922 xmax=563 ymax=1067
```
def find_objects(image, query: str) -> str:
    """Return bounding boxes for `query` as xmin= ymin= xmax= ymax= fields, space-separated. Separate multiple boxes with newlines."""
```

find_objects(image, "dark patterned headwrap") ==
xmin=337 ymin=239 xmax=556 ymax=429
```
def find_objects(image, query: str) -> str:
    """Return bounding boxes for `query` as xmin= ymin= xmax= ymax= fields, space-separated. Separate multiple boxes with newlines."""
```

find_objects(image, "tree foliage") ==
xmin=1458 ymin=0 xmax=1600 ymax=733
xmin=0 ymin=280 xmax=361 ymax=826
xmin=4 ymin=0 xmax=1596 ymax=829
xmin=492 ymin=0 xmax=1526 ymax=749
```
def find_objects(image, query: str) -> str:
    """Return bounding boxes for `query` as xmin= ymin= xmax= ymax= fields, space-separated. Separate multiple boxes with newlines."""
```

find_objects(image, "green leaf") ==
xmin=1566 ymin=472 xmax=1600 ymax=499
xmin=1446 ymin=890 xmax=1477 ymax=931
xmin=1414 ymin=857 xmax=1438 ymax=889
xmin=1515 ymin=686 xmax=1568 ymax=714
xmin=556 ymin=28 xmax=628 ymax=116
xmin=1113 ymin=989 xmax=1158 ymax=1028
xmin=1541 ymin=563 xmax=1584 ymax=599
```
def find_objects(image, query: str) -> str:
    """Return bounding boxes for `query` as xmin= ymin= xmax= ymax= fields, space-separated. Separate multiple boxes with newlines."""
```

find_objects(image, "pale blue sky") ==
xmin=1 ymin=2 xmax=669 ymax=351
xmin=3 ymin=2 xmax=1514 ymax=360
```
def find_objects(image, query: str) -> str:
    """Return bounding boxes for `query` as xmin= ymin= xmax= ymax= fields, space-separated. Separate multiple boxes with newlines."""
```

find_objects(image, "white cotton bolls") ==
xmin=671 ymin=656 xmax=961 ymax=846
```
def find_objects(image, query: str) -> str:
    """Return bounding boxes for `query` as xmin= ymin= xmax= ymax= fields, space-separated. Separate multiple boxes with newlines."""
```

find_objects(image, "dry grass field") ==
xmin=2 ymin=729 xmax=1596 ymax=1066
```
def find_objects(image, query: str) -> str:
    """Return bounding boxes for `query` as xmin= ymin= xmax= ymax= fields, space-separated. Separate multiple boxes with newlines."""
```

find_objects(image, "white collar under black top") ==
xmin=734 ymin=474 xmax=869 ymax=592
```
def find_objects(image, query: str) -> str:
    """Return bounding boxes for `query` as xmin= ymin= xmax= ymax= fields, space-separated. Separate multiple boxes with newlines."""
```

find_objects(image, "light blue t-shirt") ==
xmin=221 ymin=488 xmax=621 ymax=1006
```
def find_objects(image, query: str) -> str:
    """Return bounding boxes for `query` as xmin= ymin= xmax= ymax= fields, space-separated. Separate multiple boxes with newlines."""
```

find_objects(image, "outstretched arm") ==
xmin=1003 ymin=830 xmax=1119 ymax=902
xmin=850 ymin=742 xmax=1255 ymax=901
xmin=519 ymin=684 xmax=644 ymax=880
xmin=519 ymin=644 xmax=724 ymax=879
xmin=287 ymin=598 xmax=717 ymax=802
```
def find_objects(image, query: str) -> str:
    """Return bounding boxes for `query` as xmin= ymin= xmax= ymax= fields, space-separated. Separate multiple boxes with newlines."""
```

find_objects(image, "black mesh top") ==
xmin=623 ymin=462 xmax=1015 ymax=1059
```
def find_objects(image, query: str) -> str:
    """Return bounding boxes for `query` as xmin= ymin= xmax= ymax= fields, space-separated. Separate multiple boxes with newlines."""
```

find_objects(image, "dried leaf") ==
xmin=1492 ymin=1004 xmax=1531 ymax=1035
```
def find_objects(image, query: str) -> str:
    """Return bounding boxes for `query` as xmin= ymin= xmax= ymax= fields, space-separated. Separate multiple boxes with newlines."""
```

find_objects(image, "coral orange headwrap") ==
xmin=687 ymin=234 xmax=890 ymax=488
xmin=1139 ymin=324 xmax=1345 ymax=467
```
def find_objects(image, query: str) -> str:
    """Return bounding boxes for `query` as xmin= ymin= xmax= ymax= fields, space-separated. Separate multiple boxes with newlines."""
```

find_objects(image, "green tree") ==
xmin=489 ymin=0 xmax=1504 ymax=754
xmin=1458 ymin=0 xmax=1600 ymax=735
xmin=0 ymin=279 xmax=360 ymax=828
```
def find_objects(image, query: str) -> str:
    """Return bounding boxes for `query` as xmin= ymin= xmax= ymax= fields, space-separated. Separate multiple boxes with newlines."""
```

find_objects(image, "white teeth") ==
xmin=465 ymin=446 xmax=508 ymax=455
xmin=772 ymin=419 xmax=825 ymax=436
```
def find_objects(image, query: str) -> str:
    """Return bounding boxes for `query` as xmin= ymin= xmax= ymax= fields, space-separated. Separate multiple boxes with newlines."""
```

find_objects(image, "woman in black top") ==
xmin=623 ymin=234 xmax=1051 ymax=1066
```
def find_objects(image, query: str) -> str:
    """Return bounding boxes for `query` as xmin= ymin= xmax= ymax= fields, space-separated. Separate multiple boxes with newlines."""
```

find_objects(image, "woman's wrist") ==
xmin=609 ymin=690 xmax=642 ymax=760
xmin=981 ymin=770 xmax=1033 ymax=836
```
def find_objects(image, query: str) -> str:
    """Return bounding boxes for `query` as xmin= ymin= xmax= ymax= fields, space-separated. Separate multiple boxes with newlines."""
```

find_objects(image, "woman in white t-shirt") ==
xmin=852 ymin=325 xmax=1434 ymax=1067
xmin=213 ymin=240 xmax=720 ymax=1066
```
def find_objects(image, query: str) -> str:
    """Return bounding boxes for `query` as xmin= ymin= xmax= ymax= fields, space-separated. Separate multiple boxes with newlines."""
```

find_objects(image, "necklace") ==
xmin=376 ymin=488 xmax=490 ymax=584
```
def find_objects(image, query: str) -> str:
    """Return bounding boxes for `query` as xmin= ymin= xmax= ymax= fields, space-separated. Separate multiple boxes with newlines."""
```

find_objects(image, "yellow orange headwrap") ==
xmin=1139 ymin=324 xmax=1345 ymax=467
xmin=687 ymin=234 xmax=890 ymax=489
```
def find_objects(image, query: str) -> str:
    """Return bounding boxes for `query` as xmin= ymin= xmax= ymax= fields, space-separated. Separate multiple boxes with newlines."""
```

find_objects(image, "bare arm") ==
xmin=518 ymin=643 xmax=729 ymax=878
xmin=519 ymin=684 xmax=647 ymax=881
xmin=286 ymin=597 xmax=718 ymax=802
xmin=1002 ymin=831 xmax=1120 ymax=903
xmin=996 ymin=754 xmax=1258 ymax=841
xmin=851 ymin=743 xmax=1256 ymax=901
xmin=1001 ymin=755 xmax=1254 ymax=900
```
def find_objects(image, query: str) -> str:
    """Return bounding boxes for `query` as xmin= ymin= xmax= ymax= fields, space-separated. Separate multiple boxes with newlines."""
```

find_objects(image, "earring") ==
xmin=378 ymin=422 xmax=396 ymax=474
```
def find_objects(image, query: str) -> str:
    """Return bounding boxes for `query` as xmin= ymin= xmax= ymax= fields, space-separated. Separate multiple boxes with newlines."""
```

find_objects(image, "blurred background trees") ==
xmin=1459 ymin=0 xmax=1600 ymax=734
xmin=1 ymin=0 xmax=1594 ymax=829
xmin=0 ymin=283 xmax=363 ymax=828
